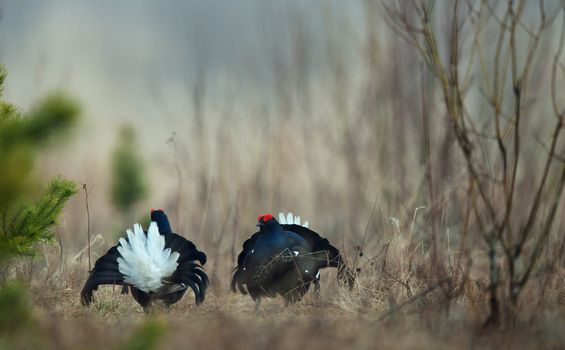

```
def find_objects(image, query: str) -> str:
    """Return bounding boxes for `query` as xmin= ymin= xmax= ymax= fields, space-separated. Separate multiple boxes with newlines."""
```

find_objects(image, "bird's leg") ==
xmin=254 ymin=298 xmax=261 ymax=313
xmin=143 ymin=301 xmax=153 ymax=315
xmin=121 ymin=285 xmax=130 ymax=295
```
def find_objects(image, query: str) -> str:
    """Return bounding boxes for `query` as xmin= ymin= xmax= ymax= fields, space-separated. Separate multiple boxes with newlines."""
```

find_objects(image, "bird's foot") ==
xmin=254 ymin=299 xmax=261 ymax=313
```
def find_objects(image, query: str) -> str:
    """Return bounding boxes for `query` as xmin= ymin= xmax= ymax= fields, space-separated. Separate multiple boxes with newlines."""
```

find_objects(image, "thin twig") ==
xmin=352 ymin=194 xmax=379 ymax=278
xmin=376 ymin=277 xmax=452 ymax=322
xmin=81 ymin=183 xmax=92 ymax=272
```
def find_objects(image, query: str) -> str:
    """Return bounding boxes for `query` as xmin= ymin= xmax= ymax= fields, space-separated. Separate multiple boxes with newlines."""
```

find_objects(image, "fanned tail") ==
xmin=117 ymin=222 xmax=180 ymax=292
xmin=278 ymin=212 xmax=309 ymax=228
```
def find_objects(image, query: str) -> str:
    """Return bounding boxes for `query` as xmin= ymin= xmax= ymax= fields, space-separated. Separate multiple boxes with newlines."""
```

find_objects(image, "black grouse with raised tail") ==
xmin=81 ymin=209 xmax=208 ymax=311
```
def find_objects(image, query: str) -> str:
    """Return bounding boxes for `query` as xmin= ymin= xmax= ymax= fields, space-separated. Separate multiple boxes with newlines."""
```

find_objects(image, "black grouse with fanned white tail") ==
xmin=231 ymin=212 xmax=354 ymax=310
xmin=81 ymin=209 xmax=208 ymax=310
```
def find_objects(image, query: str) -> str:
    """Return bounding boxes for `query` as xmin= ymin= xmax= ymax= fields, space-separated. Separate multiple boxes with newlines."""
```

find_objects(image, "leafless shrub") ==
xmin=383 ymin=0 xmax=565 ymax=328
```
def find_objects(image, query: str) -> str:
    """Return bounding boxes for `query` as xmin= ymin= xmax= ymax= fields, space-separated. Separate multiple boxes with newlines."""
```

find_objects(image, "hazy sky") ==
xmin=1 ymin=1 xmax=559 ymax=127
xmin=0 ymin=1 xmax=362 ymax=124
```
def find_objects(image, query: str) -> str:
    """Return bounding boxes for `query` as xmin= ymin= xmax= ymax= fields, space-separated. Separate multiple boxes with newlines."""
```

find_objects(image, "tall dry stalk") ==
xmin=383 ymin=0 xmax=565 ymax=328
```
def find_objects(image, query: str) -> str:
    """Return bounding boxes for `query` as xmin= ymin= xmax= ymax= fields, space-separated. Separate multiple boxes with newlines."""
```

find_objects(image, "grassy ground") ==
xmin=1 ymin=2 xmax=564 ymax=349
xmin=4 ymin=251 xmax=560 ymax=350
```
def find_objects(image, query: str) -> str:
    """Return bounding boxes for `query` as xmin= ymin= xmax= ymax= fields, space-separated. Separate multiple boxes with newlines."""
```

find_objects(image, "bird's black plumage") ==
xmin=80 ymin=209 xmax=208 ymax=310
xmin=150 ymin=209 xmax=172 ymax=234
xmin=231 ymin=213 xmax=354 ymax=307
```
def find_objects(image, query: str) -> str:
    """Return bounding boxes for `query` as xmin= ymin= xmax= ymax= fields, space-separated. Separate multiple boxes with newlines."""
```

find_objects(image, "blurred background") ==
xmin=0 ymin=0 xmax=403 ymax=257
xmin=0 ymin=1 xmax=564 ymax=348
xmin=0 ymin=0 xmax=564 ymax=316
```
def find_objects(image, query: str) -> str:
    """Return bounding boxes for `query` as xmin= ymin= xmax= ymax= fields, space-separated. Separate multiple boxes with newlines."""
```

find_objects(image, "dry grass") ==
xmin=14 ymin=255 xmax=565 ymax=350
xmin=2 ymin=1 xmax=564 ymax=349
xmin=11 ymin=212 xmax=564 ymax=350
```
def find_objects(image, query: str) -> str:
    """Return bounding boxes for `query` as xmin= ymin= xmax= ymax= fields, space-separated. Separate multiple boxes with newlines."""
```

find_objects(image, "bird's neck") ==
xmin=151 ymin=216 xmax=172 ymax=234
xmin=260 ymin=224 xmax=285 ymax=237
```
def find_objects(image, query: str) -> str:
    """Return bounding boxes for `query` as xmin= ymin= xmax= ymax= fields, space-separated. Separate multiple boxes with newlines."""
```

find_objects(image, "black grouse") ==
xmin=231 ymin=212 xmax=354 ymax=310
xmin=81 ymin=209 xmax=208 ymax=310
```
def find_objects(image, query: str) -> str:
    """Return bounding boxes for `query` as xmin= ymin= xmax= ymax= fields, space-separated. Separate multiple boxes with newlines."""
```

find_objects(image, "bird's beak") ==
xmin=257 ymin=222 xmax=264 ymax=228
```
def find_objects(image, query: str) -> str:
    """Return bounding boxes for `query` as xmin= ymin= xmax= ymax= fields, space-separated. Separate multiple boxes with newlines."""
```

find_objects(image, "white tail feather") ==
xmin=278 ymin=212 xmax=309 ymax=228
xmin=117 ymin=222 xmax=179 ymax=292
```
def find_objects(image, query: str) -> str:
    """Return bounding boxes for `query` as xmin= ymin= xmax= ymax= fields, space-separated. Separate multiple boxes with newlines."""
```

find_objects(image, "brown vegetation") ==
xmin=2 ymin=1 xmax=565 ymax=349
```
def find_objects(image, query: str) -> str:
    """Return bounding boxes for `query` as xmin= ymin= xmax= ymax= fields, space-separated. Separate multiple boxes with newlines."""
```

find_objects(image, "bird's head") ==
xmin=150 ymin=208 xmax=172 ymax=233
xmin=150 ymin=208 xmax=166 ymax=221
xmin=257 ymin=213 xmax=278 ymax=230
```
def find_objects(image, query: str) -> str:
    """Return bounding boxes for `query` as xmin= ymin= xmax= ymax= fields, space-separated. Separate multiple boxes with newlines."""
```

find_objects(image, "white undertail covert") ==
xmin=117 ymin=222 xmax=180 ymax=292
xmin=278 ymin=212 xmax=309 ymax=228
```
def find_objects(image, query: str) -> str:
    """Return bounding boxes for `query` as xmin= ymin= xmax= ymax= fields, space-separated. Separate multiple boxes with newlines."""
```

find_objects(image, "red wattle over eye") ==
xmin=258 ymin=213 xmax=274 ymax=222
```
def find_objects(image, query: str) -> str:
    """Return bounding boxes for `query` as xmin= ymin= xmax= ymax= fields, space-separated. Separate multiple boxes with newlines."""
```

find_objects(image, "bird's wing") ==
xmin=164 ymin=233 xmax=208 ymax=304
xmin=231 ymin=231 xmax=263 ymax=294
xmin=286 ymin=231 xmax=310 ymax=253
xmin=169 ymin=261 xmax=208 ymax=304
xmin=282 ymin=224 xmax=355 ymax=289
xmin=165 ymin=233 xmax=207 ymax=265
xmin=80 ymin=245 xmax=128 ymax=305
